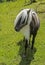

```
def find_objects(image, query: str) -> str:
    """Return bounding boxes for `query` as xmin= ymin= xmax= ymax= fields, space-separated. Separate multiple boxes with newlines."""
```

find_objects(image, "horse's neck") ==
xmin=20 ymin=24 xmax=30 ymax=40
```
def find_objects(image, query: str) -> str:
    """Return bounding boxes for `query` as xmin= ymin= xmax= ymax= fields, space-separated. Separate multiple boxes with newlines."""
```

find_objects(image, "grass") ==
xmin=0 ymin=0 xmax=45 ymax=65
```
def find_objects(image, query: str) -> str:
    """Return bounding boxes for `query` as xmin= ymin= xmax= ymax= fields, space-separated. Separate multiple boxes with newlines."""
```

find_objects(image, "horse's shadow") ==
xmin=17 ymin=40 xmax=37 ymax=65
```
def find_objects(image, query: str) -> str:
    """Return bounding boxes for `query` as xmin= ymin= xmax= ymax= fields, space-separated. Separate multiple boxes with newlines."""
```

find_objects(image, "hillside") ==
xmin=0 ymin=0 xmax=45 ymax=65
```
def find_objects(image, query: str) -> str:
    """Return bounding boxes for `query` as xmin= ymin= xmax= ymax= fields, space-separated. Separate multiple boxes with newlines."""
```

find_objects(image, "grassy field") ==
xmin=0 ymin=0 xmax=45 ymax=65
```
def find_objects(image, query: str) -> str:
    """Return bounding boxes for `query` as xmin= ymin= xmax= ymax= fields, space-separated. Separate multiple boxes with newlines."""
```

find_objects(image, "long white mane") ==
xmin=14 ymin=9 xmax=29 ymax=28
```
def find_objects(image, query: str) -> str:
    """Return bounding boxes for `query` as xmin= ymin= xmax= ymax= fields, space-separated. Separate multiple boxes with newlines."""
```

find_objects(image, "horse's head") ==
xmin=14 ymin=11 xmax=28 ymax=32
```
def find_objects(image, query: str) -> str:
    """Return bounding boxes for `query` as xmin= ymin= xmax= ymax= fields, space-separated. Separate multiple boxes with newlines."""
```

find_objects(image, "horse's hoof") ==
xmin=22 ymin=54 xmax=26 ymax=58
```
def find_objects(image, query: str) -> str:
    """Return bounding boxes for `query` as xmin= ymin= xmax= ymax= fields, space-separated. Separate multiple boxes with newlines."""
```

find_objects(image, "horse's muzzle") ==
xmin=14 ymin=26 xmax=20 ymax=32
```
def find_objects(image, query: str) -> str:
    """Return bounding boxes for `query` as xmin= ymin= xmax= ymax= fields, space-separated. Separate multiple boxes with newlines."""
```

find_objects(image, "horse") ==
xmin=14 ymin=9 xmax=40 ymax=57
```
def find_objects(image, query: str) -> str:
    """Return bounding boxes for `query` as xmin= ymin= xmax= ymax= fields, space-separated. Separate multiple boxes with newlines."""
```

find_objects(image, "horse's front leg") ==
xmin=29 ymin=34 xmax=31 ymax=45
xmin=25 ymin=39 xmax=28 ymax=55
xmin=23 ymin=39 xmax=29 ymax=58
xmin=23 ymin=37 xmax=25 ymax=42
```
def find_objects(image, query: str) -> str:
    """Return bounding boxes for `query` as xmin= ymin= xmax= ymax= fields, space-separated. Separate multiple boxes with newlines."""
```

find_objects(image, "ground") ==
xmin=0 ymin=0 xmax=45 ymax=65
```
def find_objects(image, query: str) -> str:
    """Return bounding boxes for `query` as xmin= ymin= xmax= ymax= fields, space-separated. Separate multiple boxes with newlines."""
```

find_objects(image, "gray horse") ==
xmin=14 ymin=9 xmax=40 ymax=57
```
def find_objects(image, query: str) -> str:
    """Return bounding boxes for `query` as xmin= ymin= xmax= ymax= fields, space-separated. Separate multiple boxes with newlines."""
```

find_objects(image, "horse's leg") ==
xmin=31 ymin=33 xmax=37 ymax=50
xmin=23 ymin=37 xmax=25 ymax=42
xmin=29 ymin=34 xmax=31 ymax=45
xmin=25 ymin=39 xmax=28 ymax=54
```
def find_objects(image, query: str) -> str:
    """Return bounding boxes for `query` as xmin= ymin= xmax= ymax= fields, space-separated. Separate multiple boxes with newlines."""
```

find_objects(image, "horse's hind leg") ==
xmin=31 ymin=33 xmax=37 ymax=50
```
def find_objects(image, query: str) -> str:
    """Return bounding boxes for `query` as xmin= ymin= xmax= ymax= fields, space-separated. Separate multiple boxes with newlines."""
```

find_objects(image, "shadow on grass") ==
xmin=17 ymin=40 xmax=37 ymax=65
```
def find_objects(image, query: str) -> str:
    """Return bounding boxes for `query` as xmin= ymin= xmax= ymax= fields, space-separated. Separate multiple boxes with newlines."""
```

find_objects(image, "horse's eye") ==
xmin=22 ymin=20 xmax=25 ymax=24
xmin=22 ymin=17 xmax=26 ymax=24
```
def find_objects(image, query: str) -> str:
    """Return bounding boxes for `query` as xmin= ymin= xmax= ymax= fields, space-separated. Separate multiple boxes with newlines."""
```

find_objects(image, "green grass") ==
xmin=0 ymin=0 xmax=45 ymax=65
